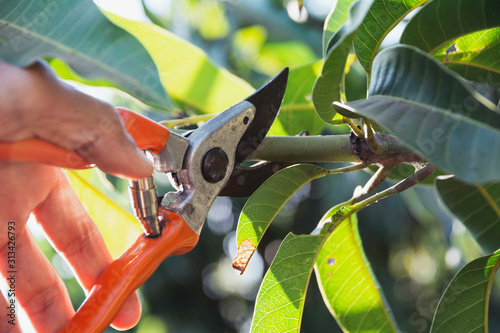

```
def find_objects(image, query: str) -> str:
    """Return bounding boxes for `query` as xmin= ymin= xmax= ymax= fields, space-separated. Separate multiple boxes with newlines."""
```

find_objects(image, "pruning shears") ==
xmin=0 ymin=68 xmax=288 ymax=332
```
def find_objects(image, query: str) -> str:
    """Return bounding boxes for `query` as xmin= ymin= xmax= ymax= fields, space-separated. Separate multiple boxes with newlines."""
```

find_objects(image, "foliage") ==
xmin=2 ymin=0 xmax=500 ymax=332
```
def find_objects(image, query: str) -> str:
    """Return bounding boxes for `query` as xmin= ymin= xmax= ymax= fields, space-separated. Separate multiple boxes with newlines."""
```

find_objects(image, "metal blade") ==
xmin=234 ymin=67 xmax=289 ymax=165
xmin=219 ymin=161 xmax=292 ymax=197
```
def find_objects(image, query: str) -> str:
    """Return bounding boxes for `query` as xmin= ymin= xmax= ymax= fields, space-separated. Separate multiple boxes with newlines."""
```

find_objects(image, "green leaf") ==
xmin=313 ymin=0 xmax=375 ymax=124
xmin=436 ymin=176 xmax=500 ymax=253
xmin=66 ymin=170 xmax=143 ymax=259
xmin=353 ymin=0 xmax=428 ymax=74
xmin=104 ymin=11 xmax=255 ymax=115
xmin=430 ymin=250 xmax=500 ymax=333
xmin=233 ymin=165 xmax=327 ymax=273
xmin=433 ymin=28 xmax=500 ymax=88
xmin=342 ymin=45 xmax=500 ymax=183
xmin=236 ymin=164 xmax=327 ymax=248
xmin=250 ymin=232 xmax=325 ymax=333
xmin=315 ymin=211 xmax=398 ymax=332
xmin=400 ymin=0 xmax=500 ymax=53
xmin=278 ymin=61 xmax=325 ymax=135
xmin=323 ymin=0 xmax=357 ymax=55
xmin=0 ymin=0 xmax=171 ymax=110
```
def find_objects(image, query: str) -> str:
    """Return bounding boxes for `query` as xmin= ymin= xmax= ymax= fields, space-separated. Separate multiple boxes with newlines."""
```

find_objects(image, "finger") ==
xmin=72 ymin=105 xmax=154 ymax=179
xmin=0 ymin=294 xmax=22 ymax=333
xmin=33 ymin=170 xmax=141 ymax=329
xmin=0 ymin=228 xmax=74 ymax=333
xmin=38 ymin=86 xmax=154 ymax=179
xmin=11 ymin=61 xmax=154 ymax=179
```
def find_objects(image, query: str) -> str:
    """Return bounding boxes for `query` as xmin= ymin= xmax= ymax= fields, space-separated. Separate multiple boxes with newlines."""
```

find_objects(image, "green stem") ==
xmin=343 ymin=118 xmax=364 ymax=137
xmin=352 ymin=164 xmax=395 ymax=201
xmin=249 ymin=135 xmax=424 ymax=166
xmin=363 ymin=119 xmax=385 ymax=155
xmin=328 ymin=162 xmax=368 ymax=174
xmin=350 ymin=164 xmax=438 ymax=212
xmin=318 ymin=164 xmax=437 ymax=235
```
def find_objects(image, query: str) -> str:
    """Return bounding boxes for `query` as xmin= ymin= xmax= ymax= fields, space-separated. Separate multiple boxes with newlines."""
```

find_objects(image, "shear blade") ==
xmin=219 ymin=161 xmax=292 ymax=197
xmin=234 ymin=68 xmax=289 ymax=165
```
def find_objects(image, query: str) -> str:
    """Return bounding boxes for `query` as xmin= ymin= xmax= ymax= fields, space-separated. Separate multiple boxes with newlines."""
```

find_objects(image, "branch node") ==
xmin=364 ymin=120 xmax=385 ymax=155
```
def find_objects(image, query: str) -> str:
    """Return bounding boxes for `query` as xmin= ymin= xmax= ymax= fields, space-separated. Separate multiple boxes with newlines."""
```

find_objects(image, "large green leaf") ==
xmin=0 ymin=0 xmax=171 ymax=110
xmin=400 ymin=0 xmax=500 ymax=53
xmin=353 ymin=0 xmax=428 ymax=74
xmin=233 ymin=165 xmax=328 ymax=273
xmin=313 ymin=0 xmax=374 ymax=124
xmin=278 ymin=61 xmax=325 ymax=135
xmin=315 ymin=211 xmax=398 ymax=332
xmin=66 ymin=170 xmax=143 ymax=259
xmin=433 ymin=28 xmax=500 ymax=88
xmin=430 ymin=250 xmax=500 ymax=333
xmin=436 ymin=176 xmax=500 ymax=253
xmin=250 ymin=232 xmax=326 ymax=333
xmin=341 ymin=45 xmax=500 ymax=183
xmin=322 ymin=0 xmax=357 ymax=55
xmin=104 ymin=11 xmax=255 ymax=115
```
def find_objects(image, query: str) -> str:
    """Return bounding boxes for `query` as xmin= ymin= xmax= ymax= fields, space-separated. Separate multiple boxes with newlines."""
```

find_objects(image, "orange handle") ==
xmin=59 ymin=208 xmax=199 ymax=333
xmin=0 ymin=108 xmax=169 ymax=168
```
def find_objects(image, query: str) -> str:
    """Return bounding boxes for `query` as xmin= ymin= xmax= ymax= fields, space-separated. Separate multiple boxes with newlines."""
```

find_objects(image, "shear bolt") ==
xmin=202 ymin=148 xmax=229 ymax=183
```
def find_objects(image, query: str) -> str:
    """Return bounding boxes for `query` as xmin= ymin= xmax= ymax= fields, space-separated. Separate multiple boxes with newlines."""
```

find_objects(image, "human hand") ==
xmin=0 ymin=60 xmax=152 ymax=332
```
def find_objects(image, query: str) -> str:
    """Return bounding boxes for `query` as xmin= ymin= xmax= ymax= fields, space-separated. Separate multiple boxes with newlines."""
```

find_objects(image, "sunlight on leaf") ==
xmin=436 ymin=176 xmax=500 ymax=253
xmin=0 ymin=0 xmax=171 ymax=110
xmin=250 ymin=205 xmax=357 ymax=332
xmin=315 ymin=210 xmax=398 ymax=332
xmin=430 ymin=250 xmax=500 ymax=333
xmin=251 ymin=232 xmax=325 ymax=333
xmin=400 ymin=0 xmax=500 ymax=53
xmin=313 ymin=0 xmax=374 ymax=124
xmin=433 ymin=28 xmax=500 ymax=87
xmin=353 ymin=0 xmax=428 ymax=74
xmin=66 ymin=169 xmax=142 ymax=258
xmin=279 ymin=61 xmax=325 ymax=135
xmin=323 ymin=0 xmax=357 ymax=55
xmin=103 ymin=11 xmax=254 ymax=115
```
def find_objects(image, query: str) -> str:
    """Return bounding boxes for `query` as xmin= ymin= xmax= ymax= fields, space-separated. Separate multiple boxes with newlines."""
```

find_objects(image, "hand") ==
xmin=0 ymin=60 xmax=151 ymax=332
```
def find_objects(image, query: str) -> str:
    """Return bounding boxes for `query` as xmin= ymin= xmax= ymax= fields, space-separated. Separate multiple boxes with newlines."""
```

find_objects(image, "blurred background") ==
xmin=19 ymin=0 xmax=500 ymax=332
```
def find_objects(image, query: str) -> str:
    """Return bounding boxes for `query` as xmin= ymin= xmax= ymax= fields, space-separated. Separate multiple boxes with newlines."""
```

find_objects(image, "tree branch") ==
xmin=248 ymin=134 xmax=426 ymax=166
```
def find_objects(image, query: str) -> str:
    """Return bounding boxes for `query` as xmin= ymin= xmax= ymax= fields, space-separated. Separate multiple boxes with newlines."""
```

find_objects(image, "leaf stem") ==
xmin=320 ymin=164 xmax=438 ymax=233
xmin=328 ymin=162 xmax=368 ymax=174
xmin=343 ymin=117 xmax=364 ymax=137
xmin=350 ymin=164 xmax=438 ymax=211
xmin=352 ymin=164 xmax=395 ymax=201
xmin=363 ymin=119 xmax=385 ymax=155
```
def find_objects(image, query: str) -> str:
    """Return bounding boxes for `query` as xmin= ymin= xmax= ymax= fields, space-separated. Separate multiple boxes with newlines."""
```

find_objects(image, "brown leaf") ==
xmin=232 ymin=239 xmax=256 ymax=275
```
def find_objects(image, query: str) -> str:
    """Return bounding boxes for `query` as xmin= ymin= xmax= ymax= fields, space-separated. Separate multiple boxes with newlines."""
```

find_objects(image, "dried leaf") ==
xmin=232 ymin=239 xmax=256 ymax=274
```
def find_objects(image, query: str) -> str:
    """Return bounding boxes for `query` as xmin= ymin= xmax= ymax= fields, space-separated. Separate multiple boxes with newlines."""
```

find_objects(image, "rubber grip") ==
xmin=116 ymin=107 xmax=169 ymax=154
xmin=59 ymin=209 xmax=199 ymax=333
xmin=0 ymin=108 xmax=169 ymax=168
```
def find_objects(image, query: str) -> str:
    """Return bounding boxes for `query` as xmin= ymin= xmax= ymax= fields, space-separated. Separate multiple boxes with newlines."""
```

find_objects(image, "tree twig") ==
xmin=352 ymin=164 xmax=396 ymax=201
xmin=350 ymin=164 xmax=438 ymax=212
